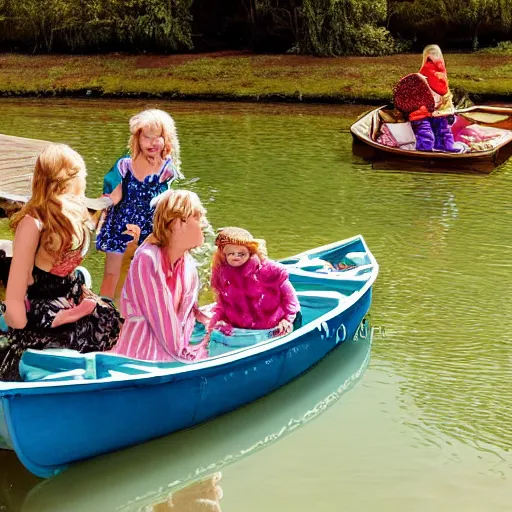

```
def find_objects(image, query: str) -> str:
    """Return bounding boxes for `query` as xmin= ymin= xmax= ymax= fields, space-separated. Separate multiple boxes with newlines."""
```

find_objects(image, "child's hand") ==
xmin=121 ymin=224 xmax=141 ymax=244
xmin=195 ymin=310 xmax=211 ymax=329
xmin=193 ymin=304 xmax=212 ymax=329
xmin=215 ymin=320 xmax=233 ymax=336
xmin=274 ymin=319 xmax=293 ymax=336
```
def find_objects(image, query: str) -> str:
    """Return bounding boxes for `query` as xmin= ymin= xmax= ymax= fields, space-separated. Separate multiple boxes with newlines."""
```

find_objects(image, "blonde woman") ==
xmin=111 ymin=189 xmax=210 ymax=362
xmin=0 ymin=144 xmax=123 ymax=381
xmin=96 ymin=109 xmax=183 ymax=298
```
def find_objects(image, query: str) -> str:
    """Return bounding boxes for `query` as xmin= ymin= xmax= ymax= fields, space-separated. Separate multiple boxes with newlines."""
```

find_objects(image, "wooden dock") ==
xmin=0 ymin=134 xmax=112 ymax=217
xmin=0 ymin=133 xmax=50 ymax=208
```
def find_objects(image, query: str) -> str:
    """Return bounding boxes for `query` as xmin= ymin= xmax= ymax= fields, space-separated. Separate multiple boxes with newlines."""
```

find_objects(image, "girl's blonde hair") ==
xmin=150 ymin=189 xmax=206 ymax=247
xmin=10 ymin=143 xmax=91 ymax=259
xmin=129 ymin=109 xmax=181 ymax=172
xmin=422 ymin=44 xmax=444 ymax=66
xmin=212 ymin=226 xmax=267 ymax=270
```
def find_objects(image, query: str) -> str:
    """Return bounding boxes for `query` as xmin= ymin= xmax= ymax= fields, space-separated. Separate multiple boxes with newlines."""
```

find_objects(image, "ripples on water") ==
xmin=0 ymin=99 xmax=511 ymax=510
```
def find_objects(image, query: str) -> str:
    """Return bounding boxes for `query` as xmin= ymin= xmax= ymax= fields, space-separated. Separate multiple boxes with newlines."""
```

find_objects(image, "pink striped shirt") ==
xmin=111 ymin=243 xmax=208 ymax=362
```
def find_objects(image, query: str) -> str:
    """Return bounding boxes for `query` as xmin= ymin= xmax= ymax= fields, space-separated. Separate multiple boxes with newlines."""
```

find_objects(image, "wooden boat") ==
xmin=20 ymin=324 xmax=372 ymax=512
xmin=0 ymin=235 xmax=378 ymax=478
xmin=350 ymin=105 xmax=512 ymax=174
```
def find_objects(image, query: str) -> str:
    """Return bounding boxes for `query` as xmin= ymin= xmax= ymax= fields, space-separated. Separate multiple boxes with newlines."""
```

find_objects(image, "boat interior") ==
xmin=355 ymin=105 xmax=512 ymax=154
xmin=15 ymin=292 xmax=346 ymax=383
xmin=284 ymin=242 xmax=376 ymax=295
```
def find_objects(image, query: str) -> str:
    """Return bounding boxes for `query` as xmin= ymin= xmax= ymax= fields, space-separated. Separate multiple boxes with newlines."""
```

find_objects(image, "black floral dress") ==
xmin=0 ymin=239 xmax=123 ymax=382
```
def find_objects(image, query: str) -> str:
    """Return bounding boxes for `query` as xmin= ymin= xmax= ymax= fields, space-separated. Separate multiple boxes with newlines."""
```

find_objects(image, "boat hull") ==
xmin=0 ymin=292 xmax=370 ymax=478
xmin=22 ymin=326 xmax=372 ymax=512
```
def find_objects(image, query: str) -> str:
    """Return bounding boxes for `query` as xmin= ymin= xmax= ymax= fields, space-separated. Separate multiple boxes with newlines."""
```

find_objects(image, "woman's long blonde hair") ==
xmin=150 ymin=189 xmax=206 ymax=248
xmin=129 ymin=109 xmax=181 ymax=173
xmin=10 ymin=143 xmax=91 ymax=259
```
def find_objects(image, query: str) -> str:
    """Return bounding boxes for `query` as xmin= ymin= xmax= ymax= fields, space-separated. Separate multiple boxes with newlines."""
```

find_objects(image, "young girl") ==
xmin=209 ymin=227 xmax=300 ymax=337
xmin=0 ymin=144 xmax=123 ymax=381
xmin=393 ymin=44 xmax=462 ymax=153
xmin=111 ymin=189 xmax=210 ymax=362
xmin=96 ymin=109 xmax=183 ymax=298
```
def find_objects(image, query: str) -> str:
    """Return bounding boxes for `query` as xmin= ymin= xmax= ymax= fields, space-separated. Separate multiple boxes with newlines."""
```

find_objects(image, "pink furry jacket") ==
xmin=210 ymin=255 xmax=300 ymax=335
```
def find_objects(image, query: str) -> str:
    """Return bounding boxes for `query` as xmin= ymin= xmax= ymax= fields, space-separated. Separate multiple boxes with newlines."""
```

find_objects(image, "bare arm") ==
xmin=106 ymin=183 xmax=123 ymax=205
xmin=4 ymin=216 xmax=40 ymax=329
xmin=193 ymin=305 xmax=211 ymax=328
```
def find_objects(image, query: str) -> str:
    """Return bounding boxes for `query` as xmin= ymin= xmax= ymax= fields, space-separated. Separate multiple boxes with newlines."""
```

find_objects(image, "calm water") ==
xmin=0 ymin=99 xmax=511 ymax=512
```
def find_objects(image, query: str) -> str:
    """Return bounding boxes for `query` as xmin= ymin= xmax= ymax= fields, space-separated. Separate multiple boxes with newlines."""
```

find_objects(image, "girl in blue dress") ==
xmin=96 ymin=109 xmax=183 ymax=298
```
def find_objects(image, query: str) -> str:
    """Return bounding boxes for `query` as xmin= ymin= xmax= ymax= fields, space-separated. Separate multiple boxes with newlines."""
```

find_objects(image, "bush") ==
xmin=479 ymin=40 xmax=512 ymax=55
xmin=0 ymin=0 xmax=193 ymax=52
xmin=389 ymin=0 xmax=512 ymax=50
xmin=256 ymin=0 xmax=403 ymax=56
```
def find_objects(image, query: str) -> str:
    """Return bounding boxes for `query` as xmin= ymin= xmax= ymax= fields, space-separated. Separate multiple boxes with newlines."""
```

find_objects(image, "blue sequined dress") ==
xmin=96 ymin=157 xmax=178 ymax=253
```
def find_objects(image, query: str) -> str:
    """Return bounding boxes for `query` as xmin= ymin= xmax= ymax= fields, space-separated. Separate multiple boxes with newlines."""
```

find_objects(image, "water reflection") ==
xmin=0 ymin=452 xmax=39 ymax=512
xmin=17 ymin=326 xmax=371 ymax=512
xmin=141 ymin=473 xmax=223 ymax=512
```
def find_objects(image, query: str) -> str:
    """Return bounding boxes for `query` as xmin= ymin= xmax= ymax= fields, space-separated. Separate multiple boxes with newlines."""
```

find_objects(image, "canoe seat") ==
xmin=342 ymin=252 xmax=370 ymax=266
xmin=20 ymin=349 xmax=186 ymax=382
xmin=208 ymin=328 xmax=275 ymax=357
xmin=287 ymin=252 xmax=373 ymax=281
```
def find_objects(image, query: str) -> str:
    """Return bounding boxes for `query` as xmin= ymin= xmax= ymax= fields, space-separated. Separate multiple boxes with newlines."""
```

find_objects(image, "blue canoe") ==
xmin=0 ymin=235 xmax=378 ymax=478
xmin=20 ymin=324 xmax=372 ymax=512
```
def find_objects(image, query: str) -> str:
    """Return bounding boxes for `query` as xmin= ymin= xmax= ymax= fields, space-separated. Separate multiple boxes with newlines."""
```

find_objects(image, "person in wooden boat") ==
xmin=96 ymin=109 xmax=184 ymax=299
xmin=208 ymin=227 xmax=301 ymax=339
xmin=0 ymin=144 xmax=123 ymax=382
xmin=393 ymin=44 xmax=465 ymax=153
xmin=111 ymin=189 xmax=210 ymax=362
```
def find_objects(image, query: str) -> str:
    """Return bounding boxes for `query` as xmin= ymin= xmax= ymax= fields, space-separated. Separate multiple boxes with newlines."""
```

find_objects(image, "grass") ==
xmin=1 ymin=52 xmax=512 ymax=103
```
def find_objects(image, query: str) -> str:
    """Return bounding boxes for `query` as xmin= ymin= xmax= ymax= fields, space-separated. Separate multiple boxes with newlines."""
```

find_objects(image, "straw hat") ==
xmin=215 ymin=227 xmax=264 ymax=255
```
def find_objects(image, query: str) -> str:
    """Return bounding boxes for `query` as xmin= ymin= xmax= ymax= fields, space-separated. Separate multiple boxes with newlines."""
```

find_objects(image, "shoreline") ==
xmin=0 ymin=52 xmax=511 ymax=104
xmin=2 ymin=90 xmax=512 ymax=105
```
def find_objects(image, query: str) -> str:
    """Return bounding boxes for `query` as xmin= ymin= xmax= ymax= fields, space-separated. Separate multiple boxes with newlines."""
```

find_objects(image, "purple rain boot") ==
xmin=430 ymin=116 xmax=460 ymax=152
xmin=411 ymin=119 xmax=435 ymax=151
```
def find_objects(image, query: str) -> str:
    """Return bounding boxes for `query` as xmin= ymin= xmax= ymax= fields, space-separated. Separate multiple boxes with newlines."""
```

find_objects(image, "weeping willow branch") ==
xmin=0 ymin=0 xmax=194 ymax=52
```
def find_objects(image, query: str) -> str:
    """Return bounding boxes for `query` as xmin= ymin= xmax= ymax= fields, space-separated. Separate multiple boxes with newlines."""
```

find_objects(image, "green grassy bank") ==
xmin=1 ymin=52 xmax=512 ymax=103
